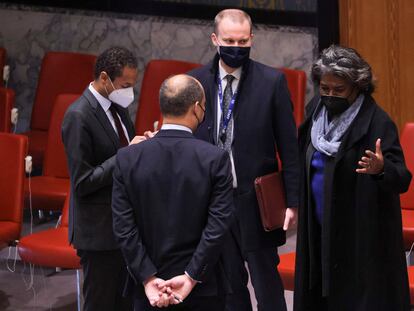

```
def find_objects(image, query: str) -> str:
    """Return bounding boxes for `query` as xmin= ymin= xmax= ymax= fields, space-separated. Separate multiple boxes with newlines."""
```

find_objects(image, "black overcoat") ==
xmin=189 ymin=54 xmax=300 ymax=252
xmin=294 ymin=95 xmax=411 ymax=311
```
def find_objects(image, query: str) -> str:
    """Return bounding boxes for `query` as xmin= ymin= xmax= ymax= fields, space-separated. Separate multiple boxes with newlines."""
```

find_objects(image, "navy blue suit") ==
xmin=189 ymin=55 xmax=300 ymax=311
xmin=112 ymin=129 xmax=235 ymax=310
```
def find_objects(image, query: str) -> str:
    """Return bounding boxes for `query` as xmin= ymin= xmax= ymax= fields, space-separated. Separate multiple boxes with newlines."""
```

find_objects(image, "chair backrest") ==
xmin=30 ymin=51 xmax=96 ymax=132
xmin=280 ymin=68 xmax=307 ymax=127
xmin=0 ymin=48 xmax=5 ymax=87
xmin=43 ymin=94 xmax=80 ymax=178
xmin=0 ymin=87 xmax=14 ymax=132
xmin=401 ymin=123 xmax=414 ymax=209
xmin=60 ymin=192 xmax=70 ymax=228
xmin=0 ymin=133 xmax=28 ymax=226
xmin=135 ymin=59 xmax=202 ymax=135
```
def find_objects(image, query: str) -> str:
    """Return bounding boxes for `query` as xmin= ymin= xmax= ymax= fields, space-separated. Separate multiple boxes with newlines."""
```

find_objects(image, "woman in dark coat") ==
xmin=294 ymin=45 xmax=412 ymax=311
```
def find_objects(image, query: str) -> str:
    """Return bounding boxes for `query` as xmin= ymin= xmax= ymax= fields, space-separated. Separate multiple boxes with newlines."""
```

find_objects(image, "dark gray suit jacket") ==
xmin=112 ymin=129 xmax=235 ymax=297
xmin=62 ymin=87 xmax=135 ymax=250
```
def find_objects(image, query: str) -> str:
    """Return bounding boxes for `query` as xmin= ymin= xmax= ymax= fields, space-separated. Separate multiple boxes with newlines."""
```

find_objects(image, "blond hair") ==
xmin=214 ymin=9 xmax=252 ymax=35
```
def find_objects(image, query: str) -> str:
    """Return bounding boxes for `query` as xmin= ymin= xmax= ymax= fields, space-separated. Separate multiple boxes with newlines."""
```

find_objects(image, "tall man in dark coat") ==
xmin=189 ymin=9 xmax=300 ymax=311
xmin=62 ymin=47 xmax=142 ymax=311
xmin=112 ymin=74 xmax=235 ymax=310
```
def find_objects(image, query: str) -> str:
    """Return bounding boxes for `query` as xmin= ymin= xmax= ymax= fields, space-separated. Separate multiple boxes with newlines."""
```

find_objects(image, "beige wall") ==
xmin=339 ymin=0 xmax=414 ymax=130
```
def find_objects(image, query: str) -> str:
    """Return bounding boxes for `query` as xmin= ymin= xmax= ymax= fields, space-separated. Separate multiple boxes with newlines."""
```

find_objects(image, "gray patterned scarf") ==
xmin=311 ymin=94 xmax=364 ymax=157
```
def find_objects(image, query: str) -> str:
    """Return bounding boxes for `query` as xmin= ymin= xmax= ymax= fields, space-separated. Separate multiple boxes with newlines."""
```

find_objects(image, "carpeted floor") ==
xmin=0 ymin=210 xmax=296 ymax=311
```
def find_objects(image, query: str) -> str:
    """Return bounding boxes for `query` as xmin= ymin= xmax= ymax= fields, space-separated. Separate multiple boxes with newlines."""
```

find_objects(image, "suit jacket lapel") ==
xmin=83 ymin=88 xmax=120 ymax=150
xmin=335 ymin=96 xmax=375 ymax=164
xmin=233 ymin=59 xmax=250 ymax=121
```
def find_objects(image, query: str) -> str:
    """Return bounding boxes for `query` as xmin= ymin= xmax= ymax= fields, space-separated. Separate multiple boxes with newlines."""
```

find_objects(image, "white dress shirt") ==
xmin=161 ymin=123 xmax=192 ymax=133
xmin=88 ymin=83 xmax=130 ymax=143
xmin=217 ymin=61 xmax=242 ymax=188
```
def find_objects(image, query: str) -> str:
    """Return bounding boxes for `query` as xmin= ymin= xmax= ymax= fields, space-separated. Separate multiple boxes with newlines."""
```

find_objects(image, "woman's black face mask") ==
xmin=321 ymin=94 xmax=351 ymax=117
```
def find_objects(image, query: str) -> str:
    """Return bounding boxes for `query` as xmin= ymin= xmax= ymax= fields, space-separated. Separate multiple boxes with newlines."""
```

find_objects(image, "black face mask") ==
xmin=321 ymin=95 xmax=351 ymax=117
xmin=219 ymin=46 xmax=250 ymax=68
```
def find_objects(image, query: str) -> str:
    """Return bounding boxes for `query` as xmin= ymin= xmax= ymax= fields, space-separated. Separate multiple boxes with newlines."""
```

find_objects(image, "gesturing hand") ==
xmin=356 ymin=138 xmax=384 ymax=175
xmin=144 ymin=130 xmax=158 ymax=139
xmin=129 ymin=135 xmax=147 ymax=145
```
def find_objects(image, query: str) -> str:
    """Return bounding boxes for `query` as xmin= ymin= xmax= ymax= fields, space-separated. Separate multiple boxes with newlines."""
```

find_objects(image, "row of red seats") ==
xmin=0 ymin=132 xmax=81 ymax=308
xmin=0 ymin=50 xmax=306 ymax=213
xmin=0 ymin=50 xmax=306 ymax=162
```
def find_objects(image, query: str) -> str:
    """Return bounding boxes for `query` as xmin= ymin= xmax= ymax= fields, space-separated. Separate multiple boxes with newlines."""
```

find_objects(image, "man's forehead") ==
xmin=217 ymin=18 xmax=251 ymax=35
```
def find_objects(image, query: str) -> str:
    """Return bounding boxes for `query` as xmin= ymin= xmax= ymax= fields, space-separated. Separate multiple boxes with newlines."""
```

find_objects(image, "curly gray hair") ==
xmin=311 ymin=45 xmax=375 ymax=94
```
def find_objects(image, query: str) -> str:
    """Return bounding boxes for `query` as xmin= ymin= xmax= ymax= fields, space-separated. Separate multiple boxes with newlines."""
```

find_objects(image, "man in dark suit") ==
xmin=188 ymin=9 xmax=300 ymax=311
xmin=62 ymin=46 xmax=142 ymax=311
xmin=112 ymin=74 xmax=235 ymax=310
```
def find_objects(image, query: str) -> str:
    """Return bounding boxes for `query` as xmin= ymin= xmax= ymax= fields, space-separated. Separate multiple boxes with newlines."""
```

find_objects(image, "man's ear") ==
xmin=211 ymin=33 xmax=219 ymax=47
xmin=100 ymin=71 xmax=109 ymax=82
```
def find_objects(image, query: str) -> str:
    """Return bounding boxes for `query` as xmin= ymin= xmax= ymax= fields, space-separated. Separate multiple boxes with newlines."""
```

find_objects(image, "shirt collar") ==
xmin=88 ymin=82 xmax=111 ymax=112
xmin=161 ymin=124 xmax=193 ymax=133
xmin=218 ymin=60 xmax=242 ymax=81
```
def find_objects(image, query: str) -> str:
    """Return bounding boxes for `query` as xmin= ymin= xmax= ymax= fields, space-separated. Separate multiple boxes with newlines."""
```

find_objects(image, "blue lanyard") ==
xmin=217 ymin=75 xmax=237 ymax=138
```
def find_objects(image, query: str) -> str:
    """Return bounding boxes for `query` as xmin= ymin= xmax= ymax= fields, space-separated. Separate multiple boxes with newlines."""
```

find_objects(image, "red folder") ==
xmin=254 ymin=172 xmax=287 ymax=232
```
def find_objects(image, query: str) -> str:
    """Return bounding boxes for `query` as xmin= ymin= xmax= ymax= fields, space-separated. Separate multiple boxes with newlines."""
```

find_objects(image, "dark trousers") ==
xmin=134 ymin=295 xmax=225 ymax=311
xmin=245 ymin=248 xmax=287 ymax=311
xmin=223 ymin=228 xmax=286 ymax=311
xmin=77 ymin=249 xmax=133 ymax=311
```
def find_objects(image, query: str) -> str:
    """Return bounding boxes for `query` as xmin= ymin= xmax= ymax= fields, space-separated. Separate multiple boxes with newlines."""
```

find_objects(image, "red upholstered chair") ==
xmin=280 ymin=68 xmax=307 ymax=127
xmin=18 ymin=193 xmax=81 ymax=310
xmin=278 ymin=252 xmax=296 ymax=291
xmin=401 ymin=123 xmax=414 ymax=250
xmin=407 ymin=267 xmax=414 ymax=305
xmin=23 ymin=51 xmax=96 ymax=167
xmin=0 ymin=133 xmax=28 ymax=249
xmin=18 ymin=193 xmax=80 ymax=269
xmin=0 ymin=87 xmax=14 ymax=132
xmin=24 ymin=94 xmax=79 ymax=211
xmin=135 ymin=59 xmax=202 ymax=135
xmin=0 ymin=47 xmax=6 ymax=87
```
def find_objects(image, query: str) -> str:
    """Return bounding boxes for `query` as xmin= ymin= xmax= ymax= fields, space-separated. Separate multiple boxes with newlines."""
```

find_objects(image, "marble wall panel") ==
xmin=0 ymin=4 xmax=317 ymax=132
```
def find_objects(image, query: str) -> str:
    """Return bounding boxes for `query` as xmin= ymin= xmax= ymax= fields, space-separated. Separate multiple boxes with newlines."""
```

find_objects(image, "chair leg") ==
xmin=76 ymin=269 xmax=82 ymax=311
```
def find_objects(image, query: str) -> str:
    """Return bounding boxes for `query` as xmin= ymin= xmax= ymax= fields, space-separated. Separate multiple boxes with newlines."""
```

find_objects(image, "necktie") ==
xmin=109 ymin=104 xmax=129 ymax=147
xmin=218 ymin=74 xmax=235 ymax=153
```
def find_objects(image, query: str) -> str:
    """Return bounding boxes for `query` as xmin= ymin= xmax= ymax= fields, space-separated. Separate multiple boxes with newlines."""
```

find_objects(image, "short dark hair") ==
xmin=159 ymin=75 xmax=204 ymax=117
xmin=94 ymin=46 xmax=137 ymax=81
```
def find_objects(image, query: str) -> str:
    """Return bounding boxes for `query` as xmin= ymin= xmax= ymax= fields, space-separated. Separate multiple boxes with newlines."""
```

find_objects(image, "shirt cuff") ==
xmin=185 ymin=271 xmax=202 ymax=283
